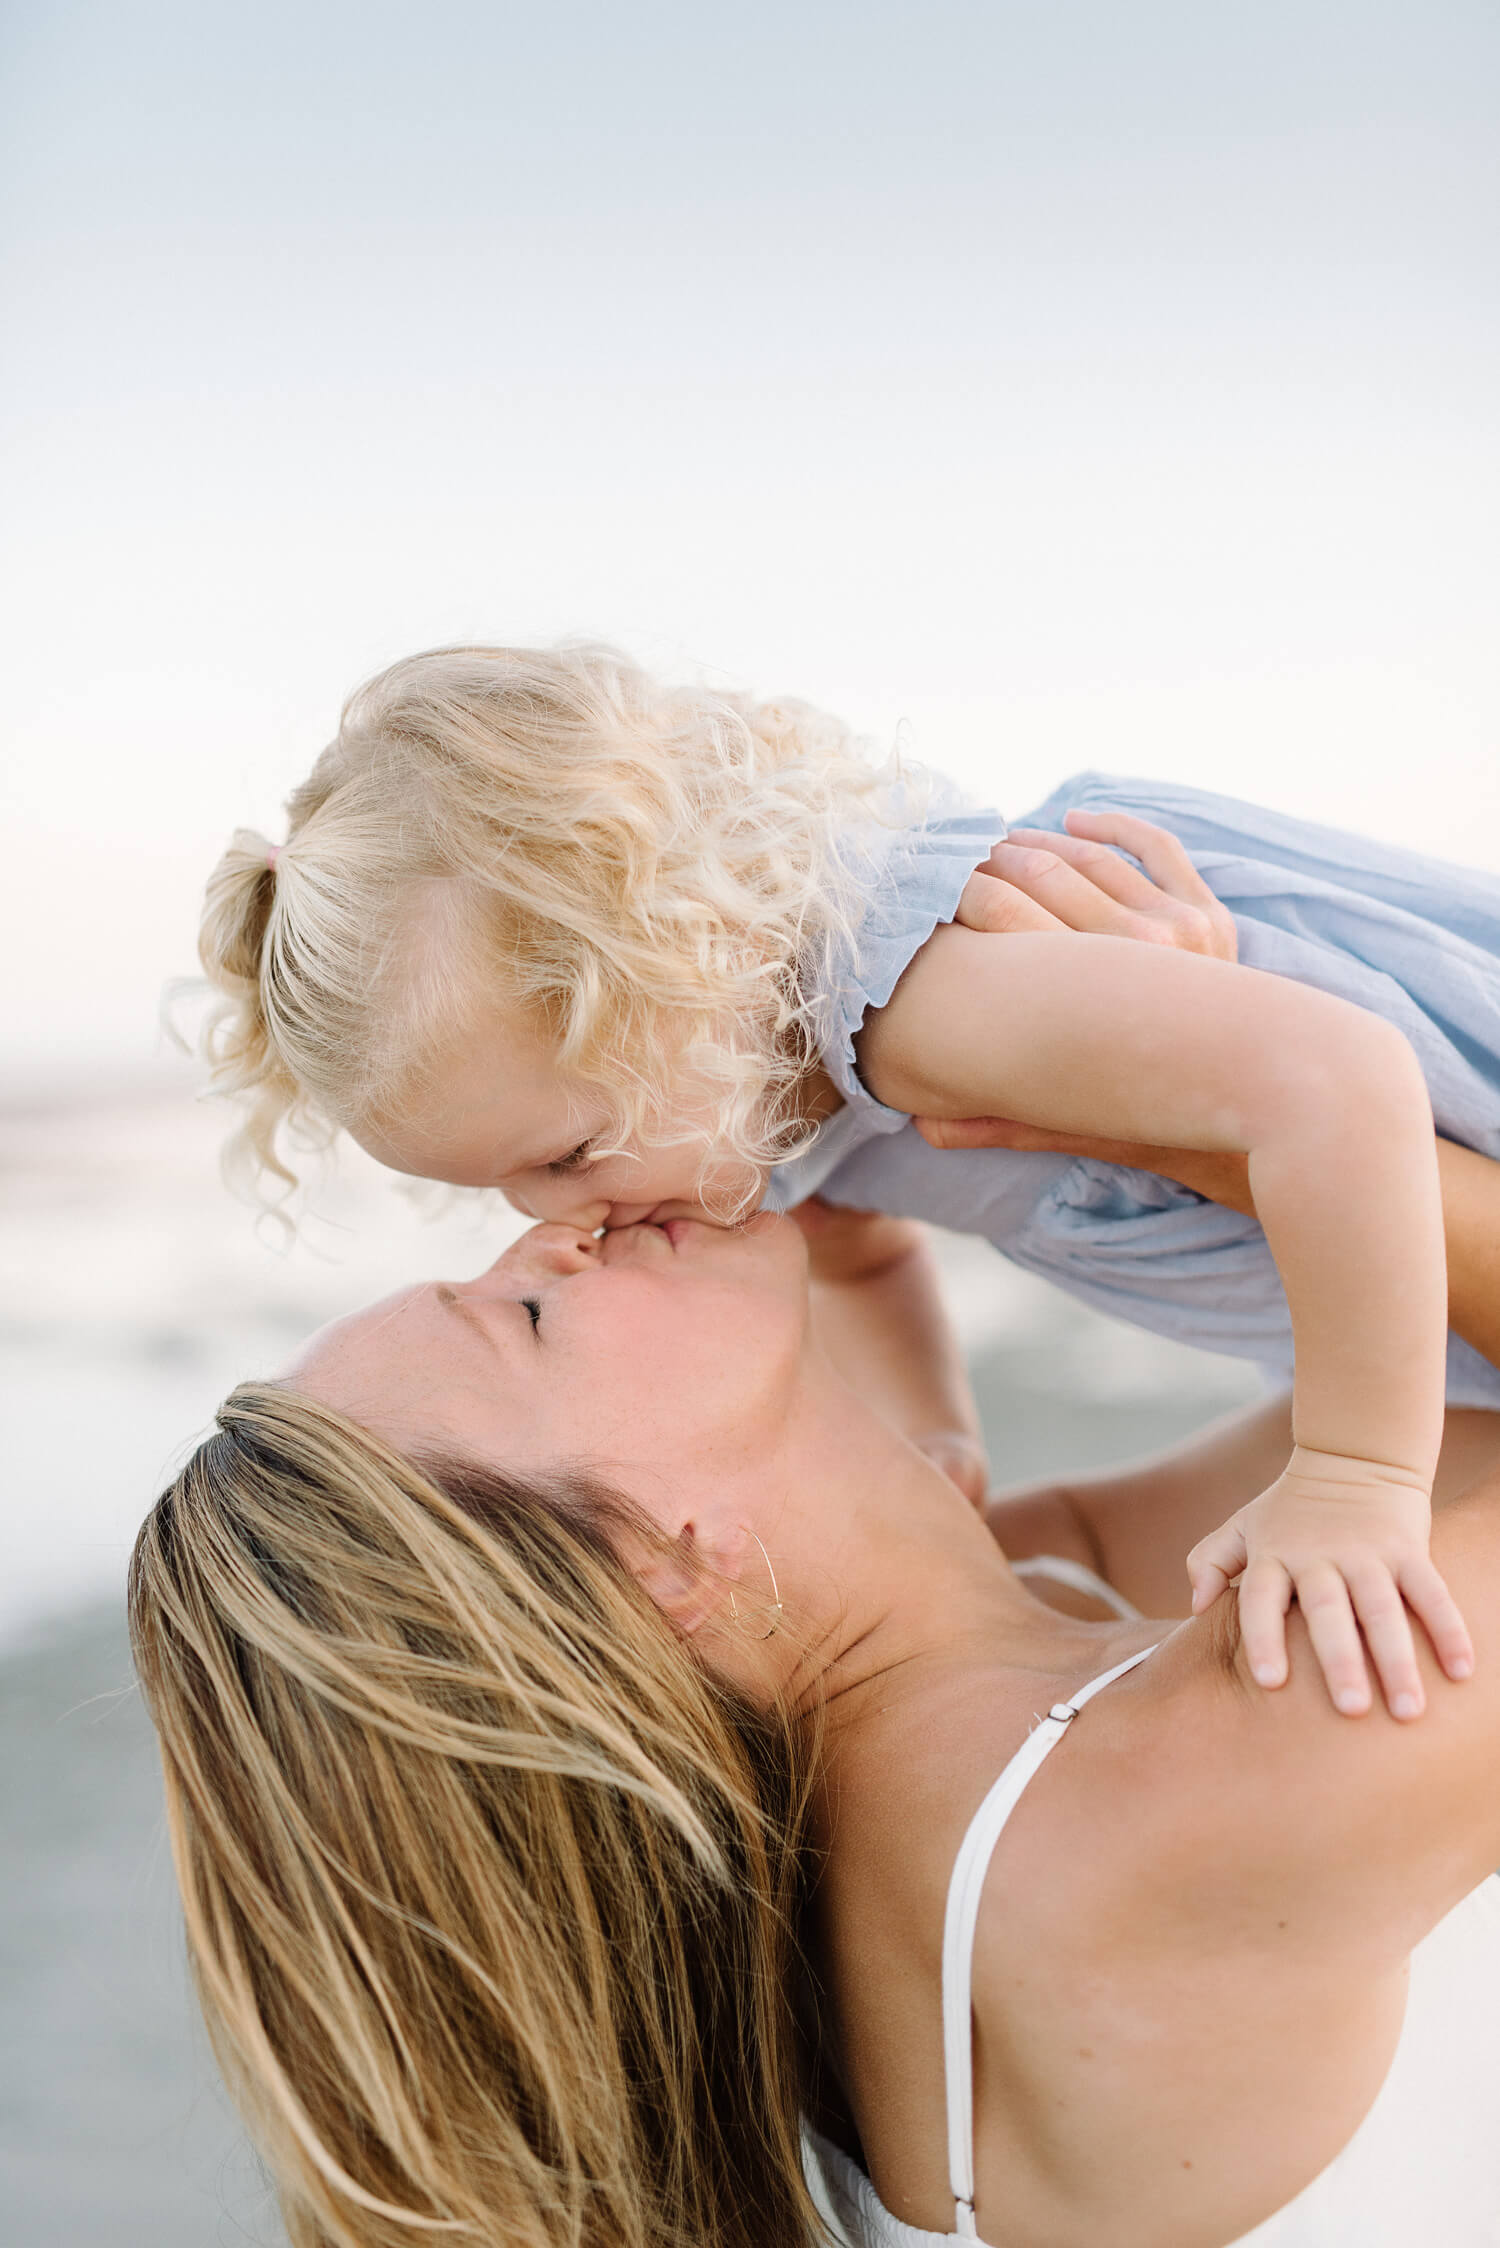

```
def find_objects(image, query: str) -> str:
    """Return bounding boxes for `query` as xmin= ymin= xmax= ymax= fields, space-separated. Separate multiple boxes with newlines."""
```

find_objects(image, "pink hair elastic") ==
xmin=266 ymin=845 xmax=281 ymax=871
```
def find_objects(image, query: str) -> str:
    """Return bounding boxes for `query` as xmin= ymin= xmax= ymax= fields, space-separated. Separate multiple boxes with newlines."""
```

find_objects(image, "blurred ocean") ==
xmin=1 ymin=1071 xmax=1260 ymax=2245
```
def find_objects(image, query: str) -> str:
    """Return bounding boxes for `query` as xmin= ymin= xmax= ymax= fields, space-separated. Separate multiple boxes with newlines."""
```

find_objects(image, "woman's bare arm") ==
xmin=1435 ymin=1138 xmax=1500 ymax=1368
xmin=986 ymin=1396 xmax=1296 ymax=1619
xmin=922 ymin=1126 xmax=1500 ymax=1374
xmin=989 ymin=1394 xmax=1500 ymax=1621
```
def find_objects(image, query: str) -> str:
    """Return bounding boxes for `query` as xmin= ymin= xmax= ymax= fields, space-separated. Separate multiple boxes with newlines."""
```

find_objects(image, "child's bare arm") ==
xmin=795 ymin=1201 xmax=989 ymax=1502
xmin=858 ymin=925 xmax=1467 ymax=1717
xmin=794 ymin=808 xmax=1237 ymax=1508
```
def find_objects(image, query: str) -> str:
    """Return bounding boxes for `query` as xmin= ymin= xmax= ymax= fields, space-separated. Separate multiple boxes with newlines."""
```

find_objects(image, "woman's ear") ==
xmin=634 ymin=1519 xmax=750 ymax=1637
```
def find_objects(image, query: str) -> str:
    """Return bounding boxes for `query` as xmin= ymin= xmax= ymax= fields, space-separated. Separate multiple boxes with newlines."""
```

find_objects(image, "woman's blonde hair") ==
xmin=199 ymin=643 xmax=907 ymax=1203
xmin=129 ymin=1383 xmax=824 ymax=2248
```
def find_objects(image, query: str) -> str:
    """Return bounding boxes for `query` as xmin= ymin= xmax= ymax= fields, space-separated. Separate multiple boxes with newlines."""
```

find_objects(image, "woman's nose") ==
xmin=489 ymin=1223 xmax=602 ymax=1280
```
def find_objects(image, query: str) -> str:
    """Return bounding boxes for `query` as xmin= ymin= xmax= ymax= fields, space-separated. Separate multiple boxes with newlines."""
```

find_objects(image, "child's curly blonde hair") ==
xmin=198 ymin=643 xmax=908 ymax=1202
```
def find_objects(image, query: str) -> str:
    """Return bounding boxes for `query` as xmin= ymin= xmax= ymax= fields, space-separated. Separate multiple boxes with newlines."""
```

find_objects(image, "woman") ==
xmin=131 ymin=1207 xmax=1500 ymax=2248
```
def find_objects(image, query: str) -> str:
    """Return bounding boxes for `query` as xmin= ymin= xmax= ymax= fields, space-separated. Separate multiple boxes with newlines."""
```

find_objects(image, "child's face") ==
xmin=351 ymin=999 xmax=770 ymax=1231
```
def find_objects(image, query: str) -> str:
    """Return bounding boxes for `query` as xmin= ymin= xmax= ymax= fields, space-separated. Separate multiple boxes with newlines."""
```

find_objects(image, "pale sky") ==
xmin=2 ymin=0 xmax=1497 ymax=1078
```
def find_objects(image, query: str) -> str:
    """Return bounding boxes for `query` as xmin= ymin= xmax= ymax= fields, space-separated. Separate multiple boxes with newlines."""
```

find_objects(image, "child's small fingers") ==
xmin=1187 ymin=1559 xmax=1231 ymax=1613
xmin=1399 ymin=1556 xmax=1476 ymax=1683
xmin=1299 ymin=1563 xmax=1380 ymax=1716
xmin=1186 ymin=1520 xmax=1248 ymax=1584
xmin=1236 ymin=1559 xmax=1294 ymax=1690
xmin=1342 ymin=1564 xmax=1424 ymax=1719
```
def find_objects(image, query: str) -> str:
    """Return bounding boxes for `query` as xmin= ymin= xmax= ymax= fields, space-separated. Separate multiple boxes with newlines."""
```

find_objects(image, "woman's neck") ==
xmin=756 ymin=1376 xmax=1109 ymax=1741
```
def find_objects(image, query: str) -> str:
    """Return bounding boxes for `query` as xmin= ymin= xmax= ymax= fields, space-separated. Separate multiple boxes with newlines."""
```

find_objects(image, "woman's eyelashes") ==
xmin=521 ymin=1296 xmax=542 ymax=1334
xmin=547 ymin=1139 xmax=596 ymax=1177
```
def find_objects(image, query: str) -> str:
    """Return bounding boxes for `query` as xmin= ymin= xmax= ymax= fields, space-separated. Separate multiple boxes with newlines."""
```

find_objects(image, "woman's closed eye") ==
xmin=521 ymin=1296 xmax=542 ymax=1334
xmin=547 ymin=1139 xmax=596 ymax=1177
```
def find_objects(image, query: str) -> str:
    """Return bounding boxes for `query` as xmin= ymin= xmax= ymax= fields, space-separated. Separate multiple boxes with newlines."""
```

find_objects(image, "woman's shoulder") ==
xmin=952 ymin=1614 xmax=1483 ymax=2243
xmin=971 ymin=1550 xmax=1500 ymax=2051
xmin=829 ymin=1579 xmax=1500 ymax=2245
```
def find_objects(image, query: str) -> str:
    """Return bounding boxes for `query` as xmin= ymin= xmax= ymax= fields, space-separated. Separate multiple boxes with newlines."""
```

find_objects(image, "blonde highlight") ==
xmin=128 ymin=1383 xmax=825 ymax=2248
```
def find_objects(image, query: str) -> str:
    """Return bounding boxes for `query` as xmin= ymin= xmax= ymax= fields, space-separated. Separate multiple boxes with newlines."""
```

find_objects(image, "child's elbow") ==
xmin=1252 ymin=1000 xmax=1430 ymax=1145
xmin=1356 ymin=1012 xmax=1431 ymax=1110
xmin=1324 ymin=1009 xmax=1433 ymax=1134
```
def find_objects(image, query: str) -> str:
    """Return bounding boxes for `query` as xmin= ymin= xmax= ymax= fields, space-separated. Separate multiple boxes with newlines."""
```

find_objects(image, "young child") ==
xmin=199 ymin=643 xmax=1500 ymax=1722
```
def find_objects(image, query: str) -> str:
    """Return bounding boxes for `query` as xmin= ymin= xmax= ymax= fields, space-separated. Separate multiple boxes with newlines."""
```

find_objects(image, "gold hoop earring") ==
xmin=727 ymin=1530 xmax=783 ymax=1641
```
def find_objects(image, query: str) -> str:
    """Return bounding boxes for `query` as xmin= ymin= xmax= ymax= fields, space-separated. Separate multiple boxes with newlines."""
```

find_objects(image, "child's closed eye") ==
xmin=548 ymin=1139 xmax=597 ymax=1176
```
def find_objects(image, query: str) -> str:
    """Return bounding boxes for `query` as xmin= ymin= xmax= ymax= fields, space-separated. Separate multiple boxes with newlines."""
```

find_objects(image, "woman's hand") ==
xmin=954 ymin=808 xmax=1239 ymax=955
xmin=928 ymin=808 xmax=1252 ymax=1196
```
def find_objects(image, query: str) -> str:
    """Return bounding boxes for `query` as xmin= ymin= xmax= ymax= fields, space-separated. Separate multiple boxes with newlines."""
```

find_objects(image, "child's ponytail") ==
xmin=196 ymin=829 xmax=322 ymax=1197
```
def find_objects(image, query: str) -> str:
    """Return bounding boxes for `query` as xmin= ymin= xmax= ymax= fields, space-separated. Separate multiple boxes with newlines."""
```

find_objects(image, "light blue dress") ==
xmin=763 ymin=773 xmax=1500 ymax=1408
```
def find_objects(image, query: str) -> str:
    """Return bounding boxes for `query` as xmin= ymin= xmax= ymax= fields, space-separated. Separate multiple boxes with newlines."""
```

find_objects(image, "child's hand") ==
xmin=1187 ymin=1447 xmax=1475 ymax=1720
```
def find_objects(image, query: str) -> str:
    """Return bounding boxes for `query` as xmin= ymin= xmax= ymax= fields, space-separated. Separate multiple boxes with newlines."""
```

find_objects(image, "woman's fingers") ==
xmin=916 ymin=1115 xmax=1077 ymax=1154
xmin=1005 ymin=826 xmax=1174 ymax=918
xmin=975 ymin=836 xmax=1165 ymax=934
xmin=959 ymin=812 xmax=1237 ymax=963
xmin=1064 ymin=810 xmax=1238 ymax=953
xmin=914 ymin=1114 xmax=1259 ymax=1212
xmin=912 ymin=1430 xmax=992 ymax=1508
xmin=953 ymin=867 xmax=1070 ymax=935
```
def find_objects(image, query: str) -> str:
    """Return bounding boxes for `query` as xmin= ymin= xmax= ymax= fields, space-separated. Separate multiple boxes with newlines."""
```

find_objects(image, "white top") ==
xmin=803 ymin=1616 xmax=1500 ymax=2248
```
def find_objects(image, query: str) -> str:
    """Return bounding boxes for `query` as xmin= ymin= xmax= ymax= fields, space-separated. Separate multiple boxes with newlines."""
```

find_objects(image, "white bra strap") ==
xmin=1012 ymin=1553 xmax=1142 ymax=1623
xmin=942 ymin=1642 xmax=1160 ymax=2238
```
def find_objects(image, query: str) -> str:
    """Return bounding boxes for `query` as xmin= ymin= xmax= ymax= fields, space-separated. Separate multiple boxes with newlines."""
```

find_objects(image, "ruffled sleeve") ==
xmin=815 ymin=793 xmax=1012 ymax=1109
xmin=763 ymin=779 xmax=1008 ymax=1212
